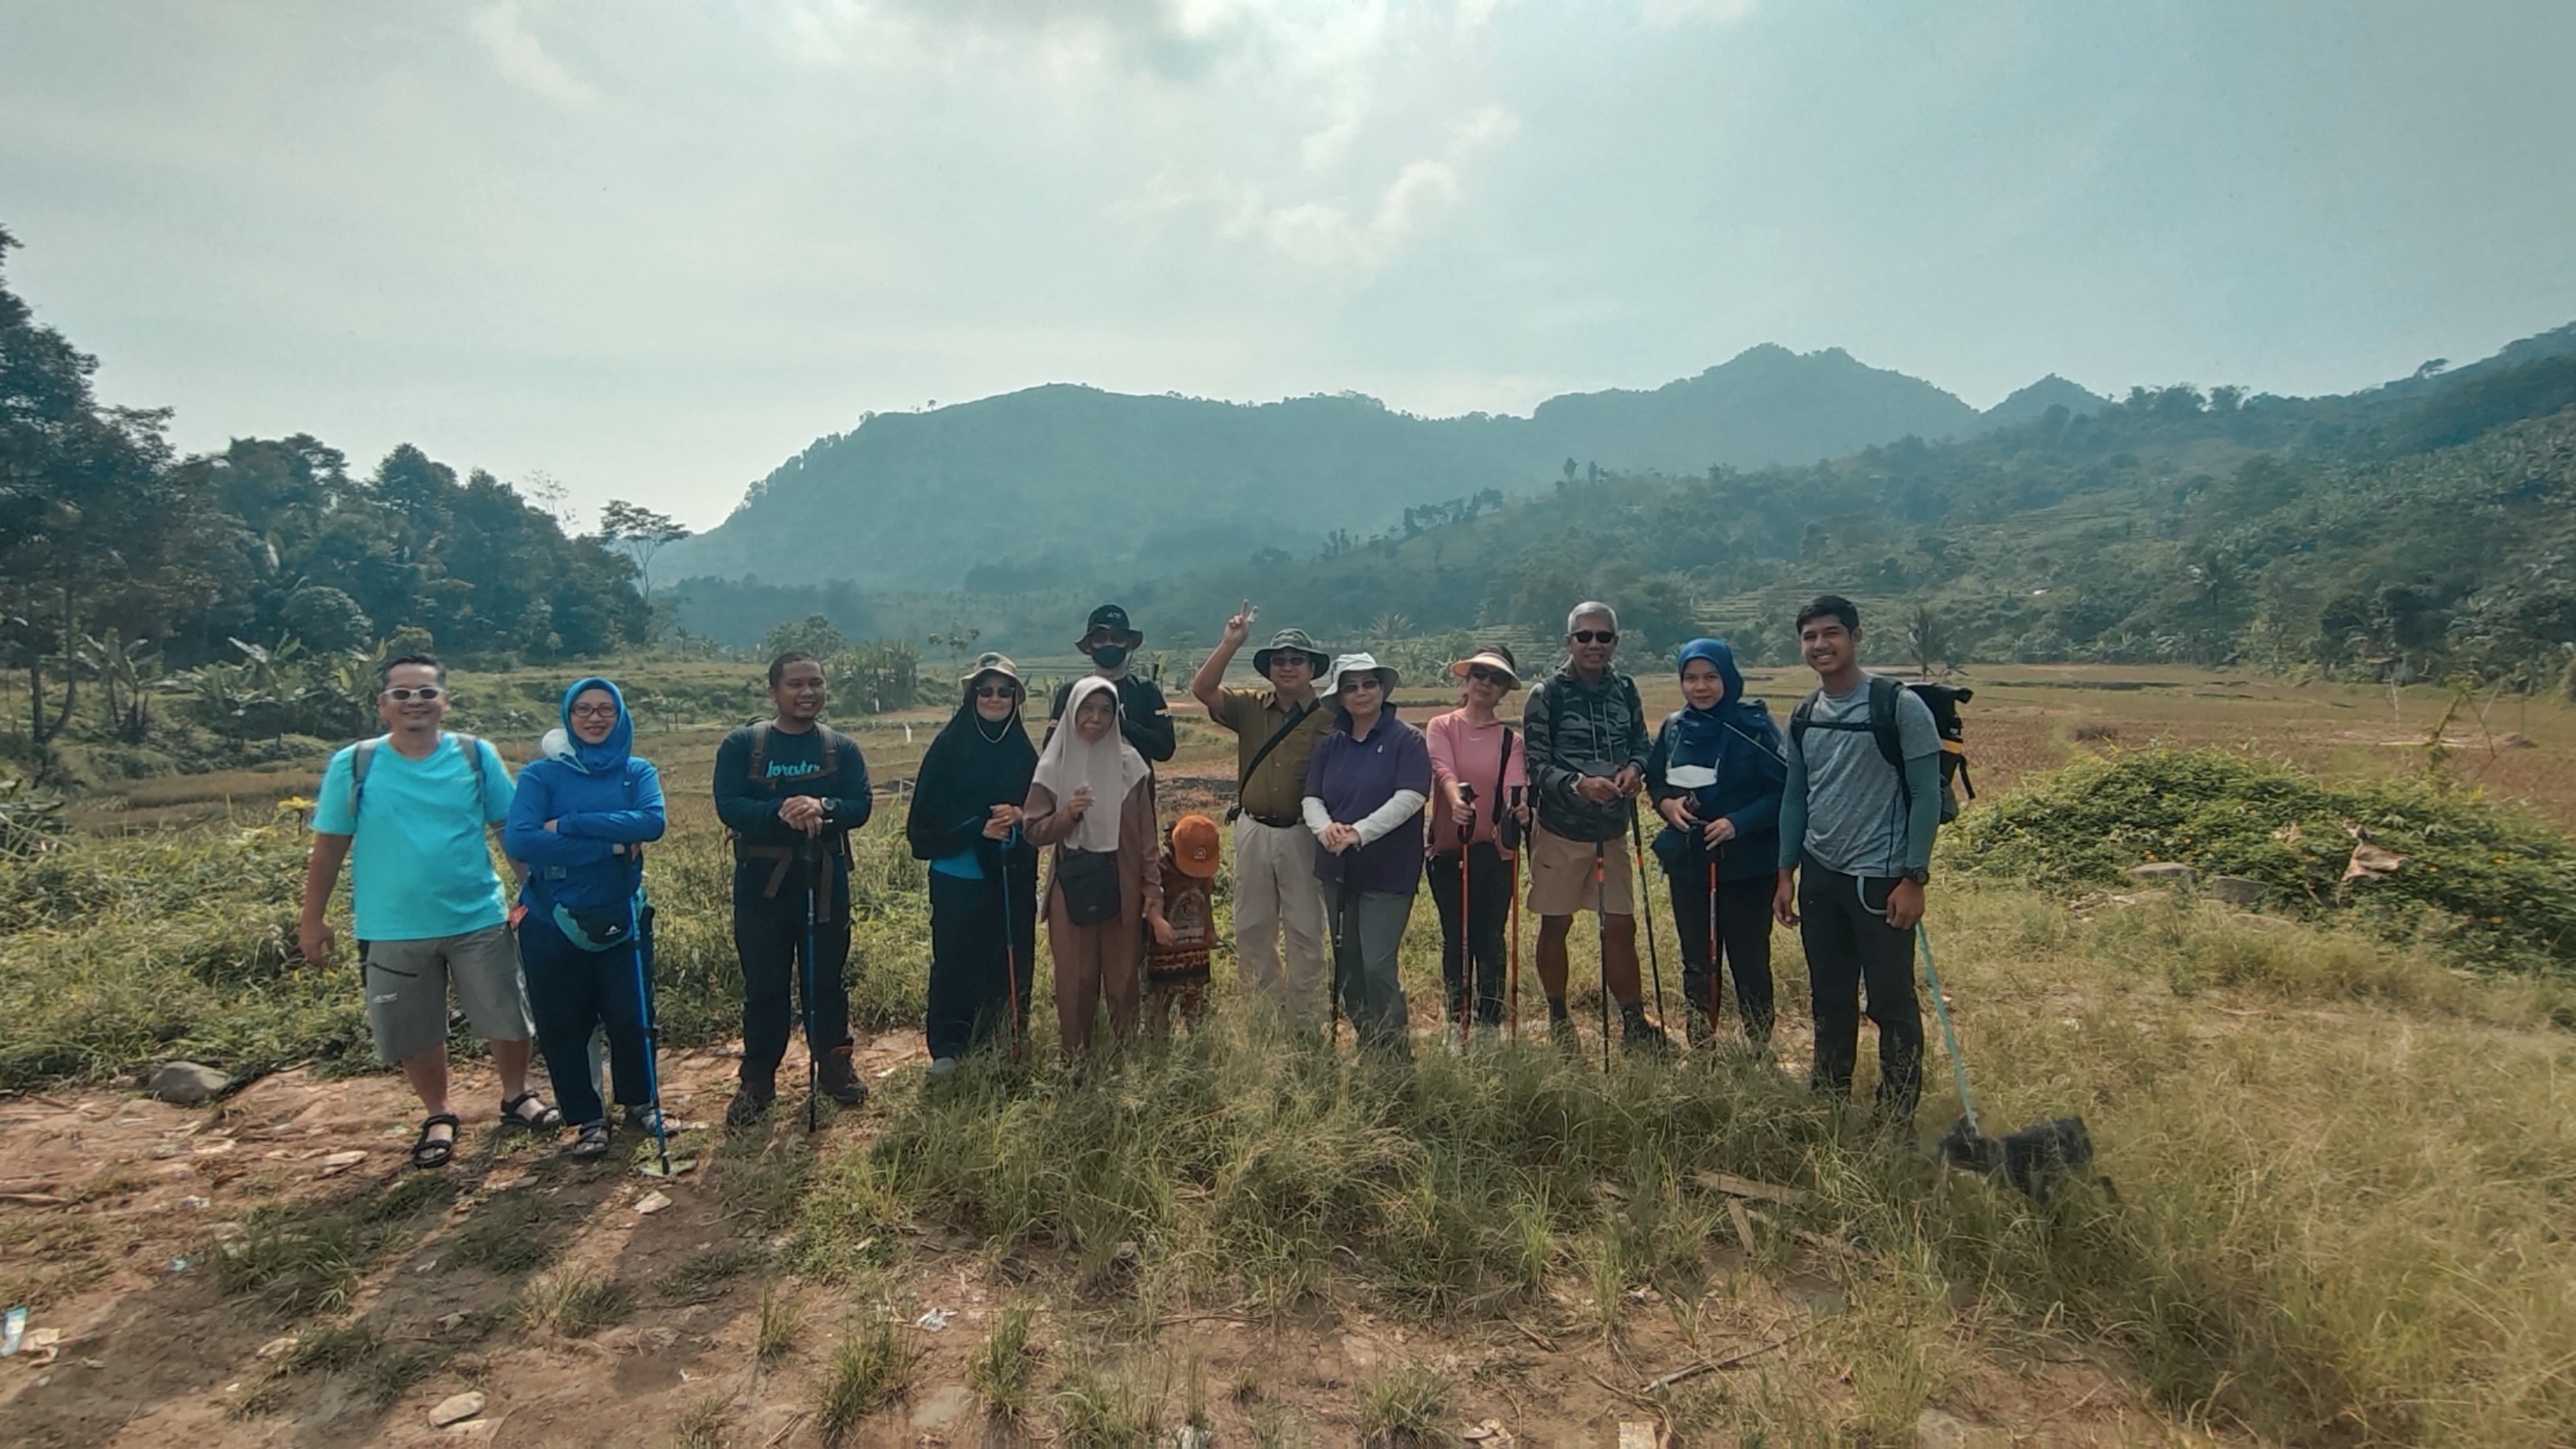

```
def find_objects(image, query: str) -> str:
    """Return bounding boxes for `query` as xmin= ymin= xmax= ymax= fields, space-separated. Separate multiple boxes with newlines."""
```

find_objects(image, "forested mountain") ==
xmin=1110 ymin=328 xmax=2576 ymax=684
xmin=661 ymin=343 xmax=2087 ymax=597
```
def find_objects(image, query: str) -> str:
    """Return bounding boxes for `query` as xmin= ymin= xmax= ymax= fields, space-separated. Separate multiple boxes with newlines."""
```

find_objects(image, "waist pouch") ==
xmin=551 ymin=902 xmax=635 ymax=953
xmin=1055 ymin=848 xmax=1122 ymax=927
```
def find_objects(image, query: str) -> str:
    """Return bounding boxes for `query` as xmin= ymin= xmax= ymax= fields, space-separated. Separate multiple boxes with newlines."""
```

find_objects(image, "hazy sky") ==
xmin=5 ymin=1 xmax=2572 ymax=530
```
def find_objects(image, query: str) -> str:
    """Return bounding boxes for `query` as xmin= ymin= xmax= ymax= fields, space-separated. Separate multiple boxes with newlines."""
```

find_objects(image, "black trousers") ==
xmin=519 ymin=908 xmax=652 ymax=1128
xmin=1666 ymin=863 xmax=1776 ymax=1043
xmin=925 ymin=866 xmax=1039 ymax=1061
xmin=733 ymin=864 xmax=853 ymax=1090
xmin=1425 ymin=843 xmax=1512 ymax=1026
xmin=1797 ymin=858 xmax=1923 ymax=1120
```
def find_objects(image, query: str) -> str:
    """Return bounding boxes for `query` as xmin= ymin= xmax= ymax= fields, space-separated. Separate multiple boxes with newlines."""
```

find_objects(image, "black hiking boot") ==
xmin=1619 ymin=1004 xmax=1672 ymax=1055
xmin=817 ymin=1045 xmax=871 ymax=1108
xmin=724 ymin=1083 xmax=774 ymax=1129
xmin=1548 ymin=1012 xmax=1582 ymax=1056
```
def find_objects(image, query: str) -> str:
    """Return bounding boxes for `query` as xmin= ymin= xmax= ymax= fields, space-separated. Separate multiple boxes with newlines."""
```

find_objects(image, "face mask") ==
xmin=1091 ymin=644 xmax=1129 ymax=669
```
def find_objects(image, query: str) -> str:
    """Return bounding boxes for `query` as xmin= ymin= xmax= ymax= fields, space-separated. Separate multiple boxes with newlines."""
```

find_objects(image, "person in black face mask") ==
xmin=1046 ymin=603 xmax=1177 ymax=766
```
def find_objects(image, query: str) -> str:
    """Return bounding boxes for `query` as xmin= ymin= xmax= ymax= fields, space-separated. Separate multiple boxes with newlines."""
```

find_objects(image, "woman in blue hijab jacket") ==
xmin=505 ymin=678 xmax=668 ymax=1159
xmin=1644 ymin=639 xmax=1785 ymax=1048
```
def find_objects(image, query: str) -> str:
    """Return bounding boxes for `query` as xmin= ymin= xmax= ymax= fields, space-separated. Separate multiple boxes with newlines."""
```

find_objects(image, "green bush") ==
xmin=1948 ymin=747 xmax=2576 ymax=972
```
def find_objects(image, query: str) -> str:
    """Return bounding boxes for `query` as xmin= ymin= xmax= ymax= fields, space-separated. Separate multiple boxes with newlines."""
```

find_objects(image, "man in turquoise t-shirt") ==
xmin=299 ymin=654 xmax=552 ymax=1169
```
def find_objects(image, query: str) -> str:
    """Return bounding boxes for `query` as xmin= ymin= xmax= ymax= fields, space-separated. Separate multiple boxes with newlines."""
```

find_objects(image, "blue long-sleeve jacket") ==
xmin=505 ymin=680 xmax=666 ymax=913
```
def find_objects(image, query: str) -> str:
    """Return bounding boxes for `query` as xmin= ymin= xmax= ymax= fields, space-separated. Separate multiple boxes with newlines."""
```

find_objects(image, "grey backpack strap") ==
xmin=454 ymin=732 xmax=488 ymax=821
xmin=350 ymin=738 xmax=380 ymax=821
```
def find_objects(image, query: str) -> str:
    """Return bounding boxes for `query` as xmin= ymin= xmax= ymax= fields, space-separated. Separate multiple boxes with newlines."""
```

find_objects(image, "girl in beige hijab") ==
xmin=1024 ymin=676 xmax=1169 ymax=1058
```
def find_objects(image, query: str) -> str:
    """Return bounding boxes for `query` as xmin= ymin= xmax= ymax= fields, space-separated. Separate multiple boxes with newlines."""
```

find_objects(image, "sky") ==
xmin=4 ymin=0 xmax=2573 ymax=533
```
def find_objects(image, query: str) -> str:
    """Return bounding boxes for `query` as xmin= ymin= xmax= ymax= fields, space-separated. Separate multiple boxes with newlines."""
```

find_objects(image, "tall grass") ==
xmin=785 ymin=884 xmax=2576 ymax=1443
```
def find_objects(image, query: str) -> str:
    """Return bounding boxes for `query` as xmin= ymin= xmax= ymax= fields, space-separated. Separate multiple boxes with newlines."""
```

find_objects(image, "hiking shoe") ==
xmin=1548 ymin=1017 xmax=1582 ymax=1055
xmin=927 ymin=1057 xmax=959 ymax=1080
xmin=817 ymin=1046 xmax=870 ymax=1108
xmin=724 ymin=1084 xmax=773 ymax=1129
xmin=1620 ymin=1008 xmax=1672 ymax=1055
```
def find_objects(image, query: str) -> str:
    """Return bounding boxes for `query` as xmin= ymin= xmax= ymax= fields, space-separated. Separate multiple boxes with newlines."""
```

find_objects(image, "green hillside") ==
xmin=661 ymin=343 xmax=2070 ymax=600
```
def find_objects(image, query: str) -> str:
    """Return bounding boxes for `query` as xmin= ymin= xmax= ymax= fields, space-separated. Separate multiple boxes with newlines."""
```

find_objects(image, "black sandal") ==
xmin=498 ymin=1091 xmax=564 ymax=1132
xmin=567 ymin=1121 xmax=612 ymax=1159
xmin=411 ymin=1112 xmax=462 ymax=1170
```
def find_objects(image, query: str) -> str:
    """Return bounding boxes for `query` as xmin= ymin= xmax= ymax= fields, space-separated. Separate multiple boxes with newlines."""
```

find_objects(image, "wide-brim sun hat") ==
xmin=960 ymin=651 xmax=1024 ymax=686
xmin=1251 ymin=627 xmax=1332 ymax=677
xmin=1325 ymin=652 xmax=1401 ymax=700
xmin=1447 ymin=645 xmax=1522 ymax=691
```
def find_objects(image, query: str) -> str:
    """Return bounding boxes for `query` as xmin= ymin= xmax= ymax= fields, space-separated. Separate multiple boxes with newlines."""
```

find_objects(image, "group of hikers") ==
xmin=297 ymin=593 xmax=1942 ymax=1170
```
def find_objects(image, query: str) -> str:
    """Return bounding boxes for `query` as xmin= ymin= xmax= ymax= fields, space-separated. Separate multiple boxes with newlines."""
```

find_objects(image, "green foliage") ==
xmin=815 ymin=1316 xmax=911 ymax=1442
xmin=1357 ymin=1364 xmax=1452 ymax=1446
xmin=1949 ymin=747 xmax=2576 ymax=972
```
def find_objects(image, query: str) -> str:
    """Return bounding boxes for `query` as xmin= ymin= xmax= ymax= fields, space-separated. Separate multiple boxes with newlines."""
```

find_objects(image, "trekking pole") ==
xmin=998 ymin=826 xmax=1024 ymax=1062
xmin=1630 ymin=799 xmax=1668 ymax=1031
xmin=1706 ymin=848 xmax=1722 ymax=1046
xmin=1593 ymin=840 xmax=1612 ymax=1072
xmin=801 ymin=844 xmax=822 ymax=1134
xmin=1456 ymin=785 xmax=1477 ymax=1036
xmin=1507 ymin=787 xmax=1523 ymax=1043
xmin=1326 ymin=852 xmax=1348 ymax=1051
xmin=1914 ymin=923 xmax=1980 ymax=1135
xmin=631 ymin=899 xmax=672 ymax=1177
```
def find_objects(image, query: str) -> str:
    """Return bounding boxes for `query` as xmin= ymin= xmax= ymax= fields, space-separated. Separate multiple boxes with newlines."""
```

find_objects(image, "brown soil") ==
xmin=0 ymin=1032 xmax=2200 ymax=1448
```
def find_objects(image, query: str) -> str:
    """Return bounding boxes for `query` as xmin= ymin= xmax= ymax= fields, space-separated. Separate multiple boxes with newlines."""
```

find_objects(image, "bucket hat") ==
xmin=1251 ymin=627 xmax=1331 ymax=677
xmin=959 ymin=650 xmax=1023 ymax=686
xmin=1325 ymin=652 xmax=1401 ymax=700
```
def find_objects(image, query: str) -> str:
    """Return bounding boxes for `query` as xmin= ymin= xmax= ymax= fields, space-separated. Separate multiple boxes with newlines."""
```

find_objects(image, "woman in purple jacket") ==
xmin=1302 ymin=653 xmax=1431 ymax=1054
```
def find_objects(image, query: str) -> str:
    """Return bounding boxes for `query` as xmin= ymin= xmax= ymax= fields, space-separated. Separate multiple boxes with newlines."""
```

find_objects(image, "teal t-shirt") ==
xmin=311 ymin=733 xmax=517 ymax=942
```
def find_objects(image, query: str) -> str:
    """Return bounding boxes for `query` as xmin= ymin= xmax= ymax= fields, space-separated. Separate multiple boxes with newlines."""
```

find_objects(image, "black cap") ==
xmin=1078 ymin=603 xmax=1144 ymax=650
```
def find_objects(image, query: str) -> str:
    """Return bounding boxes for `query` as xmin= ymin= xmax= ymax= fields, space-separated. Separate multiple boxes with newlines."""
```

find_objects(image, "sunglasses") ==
xmin=974 ymin=684 xmax=1018 ymax=700
xmin=1339 ymin=676 xmax=1383 ymax=692
xmin=1571 ymin=630 xmax=1618 ymax=645
xmin=1466 ymin=665 xmax=1512 ymax=685
xmin=569 ymin=702 xmax=620 ymax=719
xmin=384 ymin=686 xmax=445 ymax=702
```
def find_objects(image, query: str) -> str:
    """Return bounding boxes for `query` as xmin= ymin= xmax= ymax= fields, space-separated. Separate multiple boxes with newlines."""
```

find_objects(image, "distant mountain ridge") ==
xmin=659 ymin=344 xmax=2102 ymax=593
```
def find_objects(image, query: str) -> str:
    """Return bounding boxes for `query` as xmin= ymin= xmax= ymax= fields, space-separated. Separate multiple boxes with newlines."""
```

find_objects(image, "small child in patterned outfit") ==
xmin=1146 ymin=814 xmax=1220 ymax=1036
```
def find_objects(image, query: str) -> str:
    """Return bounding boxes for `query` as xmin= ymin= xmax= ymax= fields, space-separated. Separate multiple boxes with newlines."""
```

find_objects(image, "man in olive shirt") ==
xmin=1190 ymin=604 xmax=1336 ymax=1030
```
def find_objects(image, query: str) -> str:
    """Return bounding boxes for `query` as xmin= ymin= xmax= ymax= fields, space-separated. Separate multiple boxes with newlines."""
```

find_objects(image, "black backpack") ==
xmin=1788 ymin=677 xmax=1975 ymax=825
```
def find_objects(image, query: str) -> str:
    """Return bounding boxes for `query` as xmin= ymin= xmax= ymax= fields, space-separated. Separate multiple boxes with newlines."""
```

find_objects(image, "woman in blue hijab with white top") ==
xmin=505 ymin=678 xmax=668 ymax=1158
xmin=1644 ymin=639 xmax=1786 ymax=1049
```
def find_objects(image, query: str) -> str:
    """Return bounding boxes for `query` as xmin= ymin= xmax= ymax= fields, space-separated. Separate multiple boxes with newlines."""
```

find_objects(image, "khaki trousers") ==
xmin=1232 ymin=816 xmax=1330 ymax=1030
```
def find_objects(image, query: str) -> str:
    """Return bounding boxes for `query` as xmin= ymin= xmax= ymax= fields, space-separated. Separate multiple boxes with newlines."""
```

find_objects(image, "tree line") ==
xmin=0 ymin=224 xmax=675 ymax=773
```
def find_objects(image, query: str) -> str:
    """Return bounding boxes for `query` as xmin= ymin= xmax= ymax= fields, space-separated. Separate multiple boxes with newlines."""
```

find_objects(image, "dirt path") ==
xmin=0 ymin=1033 xmax=2188 ymax=1447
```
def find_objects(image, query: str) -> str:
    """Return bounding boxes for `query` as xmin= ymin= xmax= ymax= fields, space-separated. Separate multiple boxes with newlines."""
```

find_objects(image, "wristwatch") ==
xmin=1899 ymin=867 xmax=1930 ymax=887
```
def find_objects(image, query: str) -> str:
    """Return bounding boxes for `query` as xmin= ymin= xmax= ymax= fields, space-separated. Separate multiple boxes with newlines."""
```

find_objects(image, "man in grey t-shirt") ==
xmin=1772 ymin=595 xmax=1942 ymax=1128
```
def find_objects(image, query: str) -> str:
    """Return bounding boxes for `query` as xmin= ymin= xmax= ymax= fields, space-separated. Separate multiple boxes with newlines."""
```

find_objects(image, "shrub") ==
xmin=1948 ymin=747 xmax=2576 ymax=971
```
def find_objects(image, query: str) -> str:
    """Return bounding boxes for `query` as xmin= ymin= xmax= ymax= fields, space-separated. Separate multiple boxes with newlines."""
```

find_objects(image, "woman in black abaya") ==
xmin=904 ymin=653 xmax=1042 ymax=1075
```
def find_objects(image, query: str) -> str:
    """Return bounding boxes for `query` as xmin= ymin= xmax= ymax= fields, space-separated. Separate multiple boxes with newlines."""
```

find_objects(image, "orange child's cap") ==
xmin=1170 ymin=814 xmax=1221 ymax=878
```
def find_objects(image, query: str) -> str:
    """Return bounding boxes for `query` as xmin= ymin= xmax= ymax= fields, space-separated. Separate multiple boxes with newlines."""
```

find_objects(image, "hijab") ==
xmin=544 ymin=676 xmax=633 ymax=775
xmin=1032 ymin=675 xmax=1151 ymax=853
xmin=1668 ymin=639 xmax=1776 ymax=774
xmin=905 ymin=670 xmax=1039 ymax=859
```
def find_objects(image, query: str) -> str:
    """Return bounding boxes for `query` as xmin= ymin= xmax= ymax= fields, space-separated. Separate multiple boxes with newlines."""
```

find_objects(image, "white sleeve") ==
xmin=1302 ymin=795 xmax=1334 ymax=838
xmin=1353 ymin=789 xmax=1428 ymax=846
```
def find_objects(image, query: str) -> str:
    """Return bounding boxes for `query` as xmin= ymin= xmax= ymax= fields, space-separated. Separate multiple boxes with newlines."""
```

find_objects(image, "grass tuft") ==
xmin=754 ymin=1285 xmax=802 ymax=1361
xmin=1357 ymin=1363 xmax=1452 ymax=1446
xmin=967 ymin=1305 xmax=1040 ymax=1420
xmin=518 ymin=1270 xmax=634 ymax=1339
xmin=814 ymin=1316 xmax=911 ymax=1443
xmin=671 ymin=1392 xmax=732 ymax=1449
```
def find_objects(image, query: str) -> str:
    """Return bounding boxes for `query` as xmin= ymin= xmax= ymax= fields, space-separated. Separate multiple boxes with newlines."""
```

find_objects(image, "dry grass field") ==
xmin=2 ymin=655 xmax=2573 ymax=1447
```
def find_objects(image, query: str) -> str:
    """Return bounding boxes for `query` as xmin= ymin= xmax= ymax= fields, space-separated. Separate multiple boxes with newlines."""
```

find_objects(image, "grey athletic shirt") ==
xmin=1792 ymin=676 xmax=1939 ymax=878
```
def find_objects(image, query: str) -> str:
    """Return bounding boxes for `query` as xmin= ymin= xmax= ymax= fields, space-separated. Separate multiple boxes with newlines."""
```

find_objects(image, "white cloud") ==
xmin=468 ymin=2 xmax=597 ymax=107
xmin=1217 ymin=103 xmax=1517 ymax=272
xmin=1640 ymin=0 xmax=1758 ymax=28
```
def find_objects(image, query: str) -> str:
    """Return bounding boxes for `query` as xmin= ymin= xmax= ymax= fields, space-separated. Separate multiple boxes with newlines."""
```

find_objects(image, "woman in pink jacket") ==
xmin=1423 ymin=646 xmax=1528 ymax=1040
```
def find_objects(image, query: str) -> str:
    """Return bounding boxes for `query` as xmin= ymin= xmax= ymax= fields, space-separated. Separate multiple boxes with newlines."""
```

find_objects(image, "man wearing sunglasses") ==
xmin=1522 ymin=602 xmax=1666 ymax=1052
xmin=1189 ymin=601 xmax=1339 ymax=1030
xmin=301 ymin=655 xmax=552 ymax=1170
